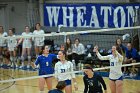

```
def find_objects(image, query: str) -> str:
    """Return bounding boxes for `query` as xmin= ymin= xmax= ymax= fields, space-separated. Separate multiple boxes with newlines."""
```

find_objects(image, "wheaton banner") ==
xmin=44 ymin=3 xmax=140 ymax=28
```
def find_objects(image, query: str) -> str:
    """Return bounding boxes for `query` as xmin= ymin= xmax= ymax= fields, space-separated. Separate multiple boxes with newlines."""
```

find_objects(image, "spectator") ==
xmin=72 ymin=38 xmax=85 ymax=66
xmin=124 ymin=43 xmax=140 ymax=77
xmin=7 ymin=29 xmax=18 ymax=68
xmin=115 ymin=38 xmax=127 ymax=57
xmin=115 ymin=38 xmax=127 ymax=73
xmin=65 ymin=38 xmax=73 ymax=61
xmin=18 ymin=26 xmax=32 ymax=69
xmin=60 ymin=44 xmax=65 ymax=51
xmin=0 ymin=26 xmax=8 ymax=67
xmin=33 ymin=23 xmax=45 ymax=58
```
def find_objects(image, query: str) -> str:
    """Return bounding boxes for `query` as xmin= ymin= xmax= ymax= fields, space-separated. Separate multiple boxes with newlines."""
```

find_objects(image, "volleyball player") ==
xmin=94 ymin=45 xmax=123 ymax=93
xmin=0 ymin=26 xmax=8 ymax=67
xmin=7 ymin=29 xmax=18 ymax=68
xmin=34 ymin=45 xmax=57 ymax=93
xmin=55 ymin=50 xmax=78 ymax=93
xmin=33 ymin=23 xmax=45 ymax=58
xmin=48 ymin=81 xmax=66 ymax=93
xmin=18 ymin=26 xmax=32 ymax=69
xmin=83 ymin=65 xmax=107 ymax=93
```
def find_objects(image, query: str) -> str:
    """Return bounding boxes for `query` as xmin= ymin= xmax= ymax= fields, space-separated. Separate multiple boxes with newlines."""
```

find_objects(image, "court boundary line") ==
xmin=0 ymin=73 xmax=15 ymax=91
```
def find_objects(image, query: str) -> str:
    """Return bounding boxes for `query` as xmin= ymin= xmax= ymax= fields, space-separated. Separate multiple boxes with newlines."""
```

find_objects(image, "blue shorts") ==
xmin=38 ymin=69 xmax=54 ymax=79
xmin=110 ymin=76 xmax=123 ymax=81
xmin=64 ymin=80 xmax=71 ymax=86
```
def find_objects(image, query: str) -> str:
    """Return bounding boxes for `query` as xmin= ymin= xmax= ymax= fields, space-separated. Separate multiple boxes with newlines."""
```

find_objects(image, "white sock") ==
xmin=21 ymin=56 xmax=24 ymax=63
xmin=10 ymin=56 xmax=13 ymax=65
xmin=13 ymin=57 xmax=16 ymax=62
xmin=21 ymin=56 xmax=24 ymax=66
xmin=28 ymin=56 xmax=31 ymax=65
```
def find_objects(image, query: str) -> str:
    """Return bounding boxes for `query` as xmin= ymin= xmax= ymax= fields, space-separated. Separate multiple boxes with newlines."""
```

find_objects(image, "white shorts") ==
xmin=22 ymin=42 xmax=32 ymax=48
xmin=8 ymin=47 xmax=16 ymax=51
xmin=34 ymin=41 xmax=44 ymax=47
xmin=0 ymin=43 xmax=6 ymax=47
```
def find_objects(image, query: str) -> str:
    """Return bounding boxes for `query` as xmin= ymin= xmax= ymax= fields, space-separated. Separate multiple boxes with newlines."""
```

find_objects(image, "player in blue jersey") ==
xmin=34 ymin=45 xmax=57 ymax=93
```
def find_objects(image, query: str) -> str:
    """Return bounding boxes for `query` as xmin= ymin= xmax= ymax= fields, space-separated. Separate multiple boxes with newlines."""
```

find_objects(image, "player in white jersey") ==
xmin=33 ymin=23 xmax=45 ymax=57
xmin=7 ymin=29 xmax=18 ymax=68
xmin=94 ymin=45 xmax=123 ymax=93
xmin=55 ymin=50 xmax=78 ymax=93
xmin=0 ymin=26 xmax=8 ymax=66
xmin=18 ymin=26 xmax=32 ymax=69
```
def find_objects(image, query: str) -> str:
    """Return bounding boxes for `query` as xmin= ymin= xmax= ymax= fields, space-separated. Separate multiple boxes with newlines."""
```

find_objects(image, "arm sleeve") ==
xmin=41 ymin=30 xmax=45 ymax=42
xmin=14 ymin=38 xmax=18 ymax=46
xmin=98 ymin=75 xmax=107 ymax=90
xmin=96 ymin=52 xmax=110 ymax=60
xmin=51 ymin=54 xmax=57 ymax=59
xmin=54 ymin=64 xmax=58 ymax=79
xmin=83 ymin=76 xmax=88 ymax=93
xmin=116 ymin=51 xmax=123 ymax=62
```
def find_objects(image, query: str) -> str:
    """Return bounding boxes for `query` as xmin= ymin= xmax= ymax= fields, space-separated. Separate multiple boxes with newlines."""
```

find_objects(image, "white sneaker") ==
xmin=7 ymin=64 xmax=11 ymax=67
xmin=19 ymin=65 xmax=24 ymax=69
xmin=130 ymin=73 xmax=137 ymax=78
xmin=0 ymin=63 xmax=3 ymax=67
xmin=11 ymin=64 xmax=14 ymax=68
xmin=16 ymin=64 xmax=18 ymax=68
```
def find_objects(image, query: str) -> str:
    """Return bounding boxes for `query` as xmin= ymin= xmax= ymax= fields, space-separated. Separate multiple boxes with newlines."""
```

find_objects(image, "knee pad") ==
xmin=28 ymin=56 xmax=31 ymax=59
xmin=10 ymin=56 xmax=13 ymax=61
xmin=28 ymin=56 xmax=31 ymax=62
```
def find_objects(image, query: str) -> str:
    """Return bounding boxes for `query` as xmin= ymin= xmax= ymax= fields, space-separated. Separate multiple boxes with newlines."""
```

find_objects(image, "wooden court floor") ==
xmin=0 ymin=68 xmax=140 ymax=93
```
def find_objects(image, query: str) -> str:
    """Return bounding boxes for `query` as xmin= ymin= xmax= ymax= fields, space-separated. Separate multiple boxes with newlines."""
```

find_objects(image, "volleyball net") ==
xmin=0 ymin=26 xmax=140 ymax=92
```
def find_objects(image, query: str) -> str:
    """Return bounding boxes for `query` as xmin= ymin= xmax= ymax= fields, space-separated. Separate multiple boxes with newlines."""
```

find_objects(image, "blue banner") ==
xmin=44 ymin=3 xmax=140 ymax=28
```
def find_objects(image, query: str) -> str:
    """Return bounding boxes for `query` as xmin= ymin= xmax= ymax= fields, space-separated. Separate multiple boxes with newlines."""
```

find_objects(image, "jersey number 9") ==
xmin=46 ymin=62 xmax=49 ymax=66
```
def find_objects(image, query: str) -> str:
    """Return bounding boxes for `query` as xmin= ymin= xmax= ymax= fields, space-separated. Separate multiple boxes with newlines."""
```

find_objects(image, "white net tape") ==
xmin=0 ymin=26 xmax=140 ymax=39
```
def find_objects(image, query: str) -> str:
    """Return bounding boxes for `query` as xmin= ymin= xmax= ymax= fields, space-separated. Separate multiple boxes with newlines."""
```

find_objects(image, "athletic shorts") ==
xmin=110 ymin=76 xmax=123 ymax=81
xmin=64 ymin=80 xmax=71 ymax=86
xmin=38 ymin=69 xmax=54 ymax=79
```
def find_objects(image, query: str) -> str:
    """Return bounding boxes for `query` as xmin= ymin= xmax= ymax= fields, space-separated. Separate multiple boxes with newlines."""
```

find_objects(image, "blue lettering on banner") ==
xmin=44 ymin=3 xmax=140 ymax=28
